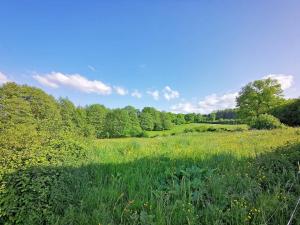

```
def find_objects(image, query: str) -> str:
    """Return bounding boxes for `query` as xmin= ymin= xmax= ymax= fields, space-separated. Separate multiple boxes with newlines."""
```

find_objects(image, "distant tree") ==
xmin=58 ymin=98 xmax=77 ymax=132
xmin=161 ymin=112 xmax=173 ymax=130
xmin=139 ymin=112 xmax=154 ymax=131
xmin=173 ymin=114 xmax=186 ymax=125
xmin=236 ymin=78 xmax=284 ymax=119
xmin=208 ymin=112 xmax=216 ymax=121
xmin=194 ymin=114 xmax=205 ymax=123
xmin=103 ymin=109 xmax=131 ymax=138
xmin=86 ymin=104 xmax=108 ymax=138
xmin=215 ymin=109 xmax=237 ymax=120
xmin=141 ymin=107 xmax=163 ymax=131
xmin=75 ymin=107 xmax=94 ymax=137
xmin=123 ymin=106 xmax=143 ymax=136
xmin=184 ymin=113 xmax=196 ymax=123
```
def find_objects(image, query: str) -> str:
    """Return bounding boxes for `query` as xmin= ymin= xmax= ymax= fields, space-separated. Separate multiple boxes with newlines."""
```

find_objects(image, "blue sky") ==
xmin=0 ymin=0 xmax=299 ymax=113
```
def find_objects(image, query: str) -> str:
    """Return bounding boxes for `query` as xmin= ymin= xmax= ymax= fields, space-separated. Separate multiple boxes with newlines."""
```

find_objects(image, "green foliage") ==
xmin=237 ymin=78 xmax=284 ymax=119
xmin=58 ymin=97 xmax=78 ymax=132
xmin=215 ymin=108 xmax=237 ymax=120
xmin=123 ymin=106 xmax=143 ymax=136
xmin=184 ymin=113 xmax=196 ymax=123
xmin=1 ymin=82 xmax=300 ymax=224
xmin=0 ymin=82 xmax=62 ymax=134
xmin=173 ymin=114 xmax=186 ymax=125
xmin=103 ymin=109 xmax=132 ymax=138
xmin=249 ymin=114 xmax=283 ymax=130
xmin=271 ymin=98 xmax=300 ymax=126
xmin=139 ymin=112 xmax=154 ymax=131
xmin=86 ymin=104 xmax=108 ymax=138
xmin=160 ymin=112 xmax=173 ymax=130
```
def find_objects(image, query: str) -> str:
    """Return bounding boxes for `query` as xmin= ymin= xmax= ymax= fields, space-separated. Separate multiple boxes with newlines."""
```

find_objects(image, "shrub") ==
xmin=207 ymin=127 xmax=217 ymax=132
xmin=249 ymin=114 xmax=283 ymax=130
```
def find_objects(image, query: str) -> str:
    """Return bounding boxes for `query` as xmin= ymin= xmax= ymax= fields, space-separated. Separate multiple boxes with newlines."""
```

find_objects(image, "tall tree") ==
xmin=236 ymin=78 xmax=284 ymax=119
xmin=86 ymin=104 xmax=108 ymax=138
xmin=139 ymin=112 xmax=154 ymax=131
xmin=123 ymin=106 xmax=143 ymax=136
xmin=103 ymin=109 xmax=131 ymax=138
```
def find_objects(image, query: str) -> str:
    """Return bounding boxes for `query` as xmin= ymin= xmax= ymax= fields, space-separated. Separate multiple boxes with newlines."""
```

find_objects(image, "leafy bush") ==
xmin=271 ymin=98 xmax=300 ymax=126
xmin=0 ymin=136 xmax=86 ymax=225
xmin=249 ymin=114 xmax=283 ymax=130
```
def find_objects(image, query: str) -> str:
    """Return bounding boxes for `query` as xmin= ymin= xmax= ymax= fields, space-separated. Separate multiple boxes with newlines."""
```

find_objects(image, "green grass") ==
xmin=39 ymin=128 xmax=300 ymax=225
xmin=145 ymin=123 xmax=249 ymax=137
xmin=2 ymin=127 xmax=300 ymax=224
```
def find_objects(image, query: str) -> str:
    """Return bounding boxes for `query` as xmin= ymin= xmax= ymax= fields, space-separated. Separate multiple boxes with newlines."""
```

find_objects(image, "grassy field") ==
xmin=145 ymin=123 xmax=249 ymax=137
xmin=40 ymin=127 xmax=300 ymax=224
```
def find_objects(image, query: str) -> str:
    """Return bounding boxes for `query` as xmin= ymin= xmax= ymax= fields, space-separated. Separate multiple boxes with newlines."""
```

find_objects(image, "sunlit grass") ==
xmin=49 ymin=127 xmax=300 ymax=224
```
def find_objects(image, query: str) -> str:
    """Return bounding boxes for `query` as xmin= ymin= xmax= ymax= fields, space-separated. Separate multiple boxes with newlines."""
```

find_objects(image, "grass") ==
xmin=145 ymin=123 xmax=249 ymax=137
xmin=37 ymin=127 xmax=300 ymax=224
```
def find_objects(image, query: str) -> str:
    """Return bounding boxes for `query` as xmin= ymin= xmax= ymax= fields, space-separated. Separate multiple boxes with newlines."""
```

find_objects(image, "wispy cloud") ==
xmin=88 ymin=65 xmax=96 ymax=72
xmin=263 ymin=74 xmax=293 ymax=90
xmin=163 ymin=86 xmax=180 ymax=101
xmin=33 ymin=72 xmax=112 ymax=95
xmin=114 ymin=86 xmax=128 ymax=96
xmin=131 ymin=90 xmax=142 ymax=98
xmin=147 ymin=90 xmax=160 ymax=100
xmin=0 ymin=72 xmax=10 ymax=85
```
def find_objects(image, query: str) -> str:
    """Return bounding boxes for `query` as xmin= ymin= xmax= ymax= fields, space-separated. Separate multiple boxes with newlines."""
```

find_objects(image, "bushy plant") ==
xmin=249 ymin=114 xmax=283 ymax=130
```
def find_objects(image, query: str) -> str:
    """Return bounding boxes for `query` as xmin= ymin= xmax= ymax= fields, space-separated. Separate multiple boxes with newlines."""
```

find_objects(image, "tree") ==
xmin=161 ymin=112 xmax=173 ymax=130
xmin=173 ymin=114 xmax=186 ymax=125
xmin=0 ymin=82 xmax=62 ymax=135
xmin=208 ymin=112 xmax=216 ymax=121
xmin=194 ymin=114 xmax=205 ymax=123
xmin=184 ymin=113 xmax=196 ymax=123
xmin=58 ymin=98 xmax=77 ymax=132
xmin=123 ymin=106 xmax=143 ymax=136
xmin=215 ymin=109 xmax=237 ymax=120
xmin=139 ymin=112 xmax=154 ymax=131
xmin=103 ymin=109 xmax=131 ymax=138
xmin=141 ymin=107 xmax=163 ymax=131
xmin=86 ymin=104 xmax=108 ymax=138
xmin=271 ymin=98 xmax=300 ymax=126
xmin=236 ymin=78 xmax=284 ymax=119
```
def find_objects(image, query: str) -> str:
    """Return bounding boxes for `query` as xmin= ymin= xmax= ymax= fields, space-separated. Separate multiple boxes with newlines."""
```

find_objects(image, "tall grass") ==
xmin=46 ymin=128 xmax=300 ymax=224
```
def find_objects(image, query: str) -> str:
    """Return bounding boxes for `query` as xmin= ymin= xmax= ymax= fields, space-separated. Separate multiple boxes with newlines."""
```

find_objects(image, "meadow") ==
xmin=36 ymin=127 xmax=300 ymax=224
xmin=145 ymin=123 xmax=248 ymax=137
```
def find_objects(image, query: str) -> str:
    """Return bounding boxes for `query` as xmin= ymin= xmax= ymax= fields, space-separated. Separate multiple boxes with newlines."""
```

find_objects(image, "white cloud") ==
xmin=114 ymin=86 xmax=128 ymax=96
xmin=147 ymin=90 xmax=160 ymax=100
xmin=33 ymin=72 xmax=112 ymax=95
xmin=0 ymin=72 xmax=10 ymax=85
xmin=171 ymin=102 xmax=202 ymax=113
xmin=171 ymin=92 xmax=238 ymax=114
xmin=33 ymin=75 xmax=59 ymax=88
xmin=131 ymin=90 xmax=142 ymax=98
xmin=163 ymin=86 xmax=180 ymax=100
xmin=263 ymin=74 xmax=293 ymax=90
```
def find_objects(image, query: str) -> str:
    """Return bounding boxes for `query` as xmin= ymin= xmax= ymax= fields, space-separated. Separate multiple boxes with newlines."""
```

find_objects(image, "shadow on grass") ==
xmin=1 ymin=143 xmax=300 ymax=225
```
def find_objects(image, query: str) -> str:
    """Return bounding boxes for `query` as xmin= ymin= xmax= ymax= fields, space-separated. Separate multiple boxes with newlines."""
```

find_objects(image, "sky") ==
xmin=0 ymin=0 xmax=299 ymax=113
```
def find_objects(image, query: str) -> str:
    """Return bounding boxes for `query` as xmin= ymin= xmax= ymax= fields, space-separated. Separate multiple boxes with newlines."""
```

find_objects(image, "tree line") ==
xmin=0 ymin=82 xmax=238 ymax=139
xmin=0 ymin=79 xmax=299 ymax=140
